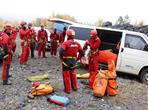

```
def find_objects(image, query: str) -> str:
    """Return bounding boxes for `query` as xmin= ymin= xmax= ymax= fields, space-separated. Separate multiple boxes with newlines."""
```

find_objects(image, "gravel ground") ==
xmin=0 ymin=41 xmax=148 ymax=110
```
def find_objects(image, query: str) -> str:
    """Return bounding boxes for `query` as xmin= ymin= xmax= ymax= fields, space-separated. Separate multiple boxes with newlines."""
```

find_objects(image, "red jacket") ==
xmin=37 ymin=29 xmax=48 ymax=43
xmin=59 ymin=32 xmax=66 ymax=43
xmin=20 ymin=28 xmax=29 ymax=41
xmin=28 ymin=29 xmax=36 ymax=47
xmin=50 ymin=32 xmax=59 ymax=43
xmin=89 ymin=37 xmax=101 ymax=51
xmin=0 ymin=32 xmax=12 ymax=63
xmin=60 ymin=39 xmax=83 ymax=58
xmin=12 ymin=28 xmax=18 ymax=40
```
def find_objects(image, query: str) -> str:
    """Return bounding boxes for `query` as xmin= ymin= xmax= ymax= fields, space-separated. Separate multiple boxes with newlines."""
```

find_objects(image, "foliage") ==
xmin=115 ymin=15 xmax=131 ymax=25
xmin=95 ymin=18 xmax=105 ymax=26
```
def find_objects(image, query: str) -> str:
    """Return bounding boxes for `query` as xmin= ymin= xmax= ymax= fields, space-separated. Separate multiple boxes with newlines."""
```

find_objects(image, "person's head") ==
xmin=20 ymin=21 xmax=27 ymax=29
xmin=53 ymin=28 xmax=57 ymax=34
xmin=63 ymin=27 xmax=67 ymax=32
xmin=40 ymin=23 xmax=44 ymax=30
xmin=28 ymin=23 xmax=33 ymax=29
xmin=90 ymin=29 xmax=97 ymax=39
xmin=4 ymin=24 xmax=12 ymax=35
xmin=66 ymin=29 xmax=75 ymax=40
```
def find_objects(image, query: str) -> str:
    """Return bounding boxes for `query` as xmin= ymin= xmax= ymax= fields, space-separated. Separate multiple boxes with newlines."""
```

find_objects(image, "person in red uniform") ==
xmin=0 ymin=24 xmax=14 ymax=85
xmin=19 ymin=21 xmax=30 ymax=65
xmin=37 ymin=23 xmax=48 ymax=58
xmin=59 ymin=29 xmax=86 ymax=94
xmin=11 ymin=26 xmax=18 ymax=53
xmin=50 ymin=28 xmax=59 ymax=56
xmin=83 ymin=30 xmax=101 ymax=89
xmin=59 ymin=27 xmax=67 ymax=44
xmin=27 ymin=23 xmax=36 ymax=58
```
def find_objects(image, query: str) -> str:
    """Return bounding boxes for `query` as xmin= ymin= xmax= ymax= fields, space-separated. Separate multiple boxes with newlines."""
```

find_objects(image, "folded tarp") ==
xmin=27 ymin=73 xmax=50 ymax=82
xmin=76 ymin=73 xmax=89 ymax=79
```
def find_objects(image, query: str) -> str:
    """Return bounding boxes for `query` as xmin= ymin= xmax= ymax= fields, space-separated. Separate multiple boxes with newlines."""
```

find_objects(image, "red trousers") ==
xmin=38 ymin=43 xmax=46 ymax=57
xmin=50 ymin=42 xmax=58 ymax=56
xmin=88 ymin=56 xmax=99 ymax=89
xmin=2 ymin=59 xmax=10 ymax=81
xmin=20 ymin=46 xmax=30 ymax=64
xmin=62 ymin=70 xmax=77 ymax=93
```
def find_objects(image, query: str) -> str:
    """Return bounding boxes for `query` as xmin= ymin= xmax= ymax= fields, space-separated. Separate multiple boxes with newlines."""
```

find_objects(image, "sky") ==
xmin=0 ymin=0 xmax=148 ymax=24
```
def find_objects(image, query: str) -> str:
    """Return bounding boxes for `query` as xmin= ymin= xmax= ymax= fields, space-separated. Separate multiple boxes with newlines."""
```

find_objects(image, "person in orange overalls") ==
xmin=83 ymin=30 xmax=101 ymax=89
xmin=0 ymin=24 xmax=14 ymax=85
xmin=27 ymin=23 xmax=36 ymax=58
xmin=50 ymin=28 xmax=59 ymax=56
xmin=19 ymin=21 xmax=30 ymax=65
xmin=37 ymin=23 xmax=48 ymax=58
xmin=59 ymin=29 xmax=86 ymax=94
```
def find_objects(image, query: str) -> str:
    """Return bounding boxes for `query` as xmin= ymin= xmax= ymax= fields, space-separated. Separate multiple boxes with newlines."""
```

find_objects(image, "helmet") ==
xmin=4 ymin=24 xmax=12 ymax=30
xmin=90 ymin=30 xmax=97 ymax=36
xmin=40 ymin=23 xmax=44 ymax=27
xmin=66 ymin=29 xmax=75 ymax=37
xmin=28 ymin=23 xmax=32 ymax=27
xmin=20 ymin=21 xmax=27 ymax=26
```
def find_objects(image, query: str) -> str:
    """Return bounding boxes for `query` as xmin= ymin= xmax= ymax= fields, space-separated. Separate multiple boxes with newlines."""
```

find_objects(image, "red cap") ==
xmin=28 ymin=23 xmax=32 ymax=27
xmin=40 ymin=23 xmax=44 ymax=27
xmin=4 ymin=24 xmax=12 ymax=30
xmin=20 ymin=21 xmax=27 ymax=26
xmin=90 ymin=30 xmax=97 ymax=36
xmin=66 ymin=29 xmax=75 ymax=37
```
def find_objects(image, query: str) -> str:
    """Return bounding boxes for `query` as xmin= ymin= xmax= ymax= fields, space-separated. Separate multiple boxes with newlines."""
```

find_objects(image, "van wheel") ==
xmin=140 ymin=68 xmax=148 ymax=85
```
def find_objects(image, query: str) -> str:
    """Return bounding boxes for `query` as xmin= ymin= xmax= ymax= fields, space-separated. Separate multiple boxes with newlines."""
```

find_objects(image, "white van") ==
xmin=49 ymin=18 xmax=148 ymax=84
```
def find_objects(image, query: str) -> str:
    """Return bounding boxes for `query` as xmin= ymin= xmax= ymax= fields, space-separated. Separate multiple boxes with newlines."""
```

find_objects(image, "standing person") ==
xmin=37 ymin=23 xmax=48 ymax=58
xmin=83 ymin=30 xmax=101 ymax=89
xmin=59 ymin=27 xmax=67 ymax=44
xmin=19 ymin=21 xmax=30 ymax=65
xmin=0 ymin=24 xmax=14 ymax=85
xmin=50 ymin=28 xmax=59 ymax=56
xmin=27 ymin=23 xmax=36 ymax=58
xmin=59 ymin=29 xmax=86 ymax=94
xmin=11 ymin=26 xmax=18 ymax=53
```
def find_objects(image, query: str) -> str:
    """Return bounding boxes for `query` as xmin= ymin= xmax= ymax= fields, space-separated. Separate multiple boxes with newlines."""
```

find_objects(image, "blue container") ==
xmin=48 ymin=95 xmax=70 ymax=106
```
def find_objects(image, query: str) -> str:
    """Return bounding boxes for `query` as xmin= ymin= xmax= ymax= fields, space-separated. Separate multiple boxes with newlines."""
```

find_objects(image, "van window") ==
xmin=70 ymin=27 xmax=91 ymax=40
xmin=54 ymin=23 xmax=69 ymax=32
xmin=125 ymin=34 xmax=146 ymax=50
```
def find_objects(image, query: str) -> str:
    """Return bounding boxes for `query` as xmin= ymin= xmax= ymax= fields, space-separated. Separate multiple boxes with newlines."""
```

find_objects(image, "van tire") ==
xmin=140 ymin=68 xmax=148 ymax=85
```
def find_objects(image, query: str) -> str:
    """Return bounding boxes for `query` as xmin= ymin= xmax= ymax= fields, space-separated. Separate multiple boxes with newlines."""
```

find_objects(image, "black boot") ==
xmin=3 ymin=80 xmax=12 ymax=85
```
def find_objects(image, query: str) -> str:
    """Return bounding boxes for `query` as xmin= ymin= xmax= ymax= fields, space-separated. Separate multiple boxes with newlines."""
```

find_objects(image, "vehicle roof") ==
xmin=48 ymin=18 xmax=77 ymax=25
xmin=48 ymin=18 xmax=146 ymax=37
xmin=69 ymin=24 xmax=146 ymax=36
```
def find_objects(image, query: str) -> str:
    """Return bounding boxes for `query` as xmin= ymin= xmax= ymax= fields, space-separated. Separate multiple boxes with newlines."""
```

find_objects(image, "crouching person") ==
xmin=59 ymin=29 xmax=86 ymax=94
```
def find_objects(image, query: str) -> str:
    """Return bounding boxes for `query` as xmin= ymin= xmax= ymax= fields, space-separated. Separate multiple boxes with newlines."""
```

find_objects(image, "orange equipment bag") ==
xmin=106 ymin=60 xmax=119 ymax=96
xmin=93 ymin=71 xmax=108 ymax=97
xmin=31 ymin=82 xmax=53 ymax=96
xmin=97 ymin=50 xmax=117 ymax=64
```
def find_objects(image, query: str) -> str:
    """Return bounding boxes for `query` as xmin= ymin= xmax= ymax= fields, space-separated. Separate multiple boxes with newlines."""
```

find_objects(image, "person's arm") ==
xmin=59 ymin=42 xmax=67 ymax=60
xmin=78 ymin=43 xmax=86 ymax=65
xmin=45 ymin=31 xmax=48 ymax=42
xmin=2 ymin=44 xmax=8 ymax=55
xmin=37 ymin=31 xmax=40 ymax=42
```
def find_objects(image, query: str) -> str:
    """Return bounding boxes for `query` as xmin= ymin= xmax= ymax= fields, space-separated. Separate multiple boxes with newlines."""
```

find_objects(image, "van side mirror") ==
xmin=144 ymin=44 xmax=148 ymax=51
